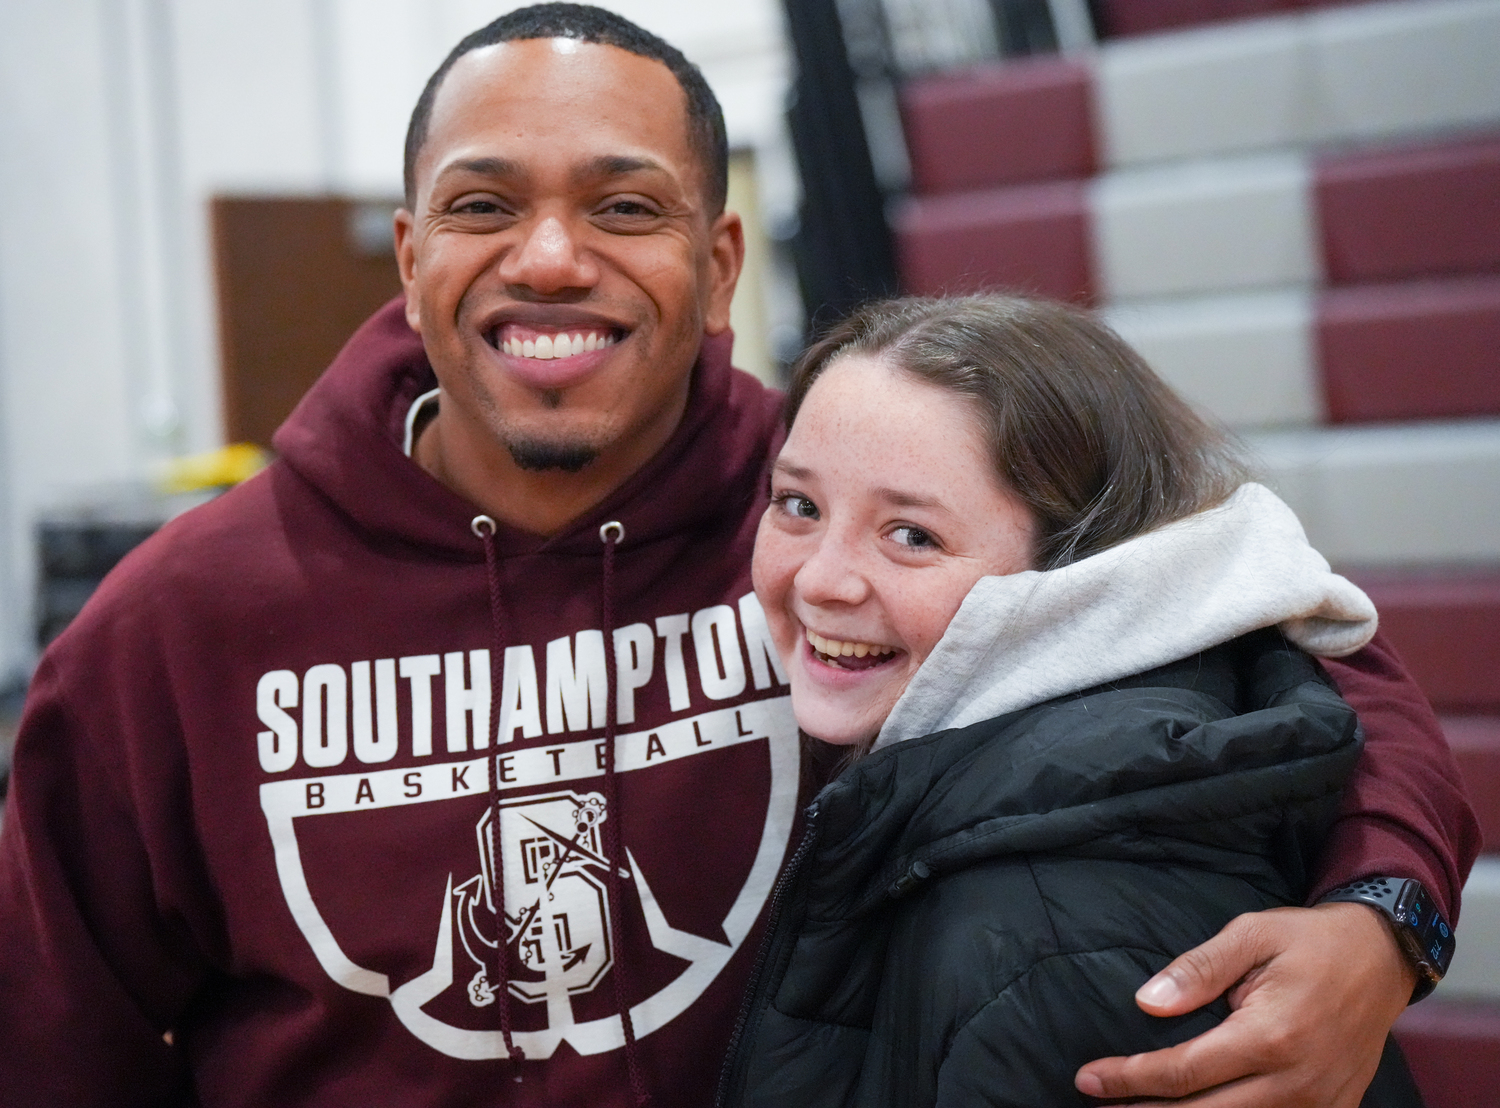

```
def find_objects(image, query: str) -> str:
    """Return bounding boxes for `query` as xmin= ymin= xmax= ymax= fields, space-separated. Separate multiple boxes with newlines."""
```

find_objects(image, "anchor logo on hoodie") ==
xmin=455 ymin=792 xmax=614 ymax=1011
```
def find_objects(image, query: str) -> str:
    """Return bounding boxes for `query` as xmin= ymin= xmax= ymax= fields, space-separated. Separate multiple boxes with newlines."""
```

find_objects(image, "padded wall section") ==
xmin=1310 ymin=0 xmax=1500 ymax=141
xmin=1103 ymin=290 xmax=1320 ymax=426
xmin=1316 ymin=133 xmax=1500 ymax=283
xmin=894 ymin=182 xmax=1094 ymax=301
xmin=1318 ymin=277 xmax=1500 ymax=423
xmin=1344 ymin=570 xmax=1500 ymax=711
xmin=1097 ymin=0 xmax=1500 ymax=168
xmin=1445 ymin=717 xmax=1500 ymax=853
xmin=900 ymin=57 xmax=1095 ymax=195
xmin=1093 ymin=153 xmax=1318 ymax=299
xmin=1247 ymin=420 xmax=1500 ymax=562
xmin=1098 ymin=16 xmax=1311 ymax=165
xmin=1432 ymin=859 xmax=1500 ymax=1000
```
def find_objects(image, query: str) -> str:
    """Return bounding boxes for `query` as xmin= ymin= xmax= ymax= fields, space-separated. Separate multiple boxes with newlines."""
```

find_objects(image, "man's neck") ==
xmin=411 ymin=390 xmax=689 ymax=537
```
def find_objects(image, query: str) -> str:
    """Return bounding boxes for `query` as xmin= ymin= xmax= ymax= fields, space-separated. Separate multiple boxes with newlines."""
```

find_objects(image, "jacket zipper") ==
xmin=715 ymin=801 xmax=822 ymax=1108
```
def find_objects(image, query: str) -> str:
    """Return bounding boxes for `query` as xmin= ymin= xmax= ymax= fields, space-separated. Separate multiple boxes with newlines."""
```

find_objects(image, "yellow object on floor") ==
xmin=157 ymin=443 xmax=270 ymax=493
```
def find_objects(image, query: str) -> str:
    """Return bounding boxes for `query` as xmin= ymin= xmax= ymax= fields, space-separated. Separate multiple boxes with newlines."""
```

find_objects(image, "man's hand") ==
xmin=1074 ymin=902 xmax=1416 ymax=1106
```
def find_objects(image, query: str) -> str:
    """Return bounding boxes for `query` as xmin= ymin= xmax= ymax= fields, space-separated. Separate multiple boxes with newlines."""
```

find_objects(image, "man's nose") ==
xmin=499 ymin=215 xmax=598 ymax=297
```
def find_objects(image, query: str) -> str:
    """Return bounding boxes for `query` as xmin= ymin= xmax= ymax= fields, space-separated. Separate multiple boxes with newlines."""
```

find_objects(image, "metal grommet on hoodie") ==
xmin=599 ymin=520 xmax=625 ymax=545
xmin=471 ymin=515 xmax=496 ymax=538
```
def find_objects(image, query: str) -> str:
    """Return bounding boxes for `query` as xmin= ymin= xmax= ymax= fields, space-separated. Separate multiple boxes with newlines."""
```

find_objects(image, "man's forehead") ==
xmin=417 ymin=37 xmax=700 ymax=196
xmin=432 ymin=37 xmax=686 ymax=126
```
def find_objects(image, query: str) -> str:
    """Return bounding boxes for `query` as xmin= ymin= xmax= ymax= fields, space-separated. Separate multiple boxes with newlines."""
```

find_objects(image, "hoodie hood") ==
xmin=272 ymin=296 xmax=784 ymax=560
xmin=876 ymin=483 xmax=1376 ymax=750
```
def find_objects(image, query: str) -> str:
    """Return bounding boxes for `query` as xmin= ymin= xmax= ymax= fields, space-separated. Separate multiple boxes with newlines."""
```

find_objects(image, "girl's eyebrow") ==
xmin=773 ymin=459 xmax=950 ymax=512
xmin=772 ymin=459 xmax=812 ymax=480
xmin=874 ymin=488 xmax=944 ymax=510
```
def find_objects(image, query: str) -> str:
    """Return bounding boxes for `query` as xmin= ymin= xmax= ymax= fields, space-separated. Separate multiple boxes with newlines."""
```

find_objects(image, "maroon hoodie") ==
xmin=0 ymin=298 xmax=1477 ymax=1106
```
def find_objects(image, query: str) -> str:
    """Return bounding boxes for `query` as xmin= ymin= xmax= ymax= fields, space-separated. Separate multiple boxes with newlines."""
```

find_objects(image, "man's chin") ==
xmin=505 ymin=438 xmax=599 ymax=474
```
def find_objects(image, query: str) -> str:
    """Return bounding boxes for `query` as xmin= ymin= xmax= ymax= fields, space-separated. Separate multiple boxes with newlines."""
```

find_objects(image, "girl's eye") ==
xmin=890 ymin=525 xmax=936 ymax=549
xmin=774 ymin=493 xmax=819 ymax=520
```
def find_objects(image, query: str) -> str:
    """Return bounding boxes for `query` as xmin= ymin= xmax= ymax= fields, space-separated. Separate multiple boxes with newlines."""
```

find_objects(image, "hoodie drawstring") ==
xmin=472 ymin=514 xmax=649 ymax=1102
xmin=473 ymin=514 xmax=523 ymax=1067
xmin=599 ymin=520 xmax=651 ymax=1107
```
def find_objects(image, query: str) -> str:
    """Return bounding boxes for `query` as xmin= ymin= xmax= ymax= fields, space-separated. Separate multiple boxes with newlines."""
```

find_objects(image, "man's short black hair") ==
xmin=403 ymin=3 xmax=728 ymax=214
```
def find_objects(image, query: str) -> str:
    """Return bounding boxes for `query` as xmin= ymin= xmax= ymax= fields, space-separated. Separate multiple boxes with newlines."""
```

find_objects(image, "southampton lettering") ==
xmin=252 ymin=594 xmax=787 ymax=772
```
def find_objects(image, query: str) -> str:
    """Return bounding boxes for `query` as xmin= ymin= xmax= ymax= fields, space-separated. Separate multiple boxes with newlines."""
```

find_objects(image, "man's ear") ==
xmin=702 ymin=210 xmax=745 ymax=337
xmin=393 ymin=208 xmax=423 ymax=335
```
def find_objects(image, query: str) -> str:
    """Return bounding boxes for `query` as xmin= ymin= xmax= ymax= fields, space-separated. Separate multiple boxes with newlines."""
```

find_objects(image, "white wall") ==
xmin=0 ymin=0 xmax=793 ymax=682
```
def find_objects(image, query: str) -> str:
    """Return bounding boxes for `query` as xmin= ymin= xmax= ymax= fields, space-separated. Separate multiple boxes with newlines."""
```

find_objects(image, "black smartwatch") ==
xmin=1320 ymin=876 xmax=1455 ymax=1002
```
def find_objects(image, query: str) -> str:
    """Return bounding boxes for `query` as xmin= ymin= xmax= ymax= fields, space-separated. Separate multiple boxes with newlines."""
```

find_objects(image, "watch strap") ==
xmin=1320 ymin=876 xmax=1455 ymax=1003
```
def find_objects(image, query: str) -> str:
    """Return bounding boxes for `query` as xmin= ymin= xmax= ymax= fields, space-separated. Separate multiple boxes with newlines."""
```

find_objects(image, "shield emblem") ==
xmin=260 ymin=696 xmax=799 ymax=1059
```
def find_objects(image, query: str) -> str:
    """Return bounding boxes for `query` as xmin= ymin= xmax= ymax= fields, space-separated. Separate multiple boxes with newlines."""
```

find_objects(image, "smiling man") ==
xmin=0 ymin=5 xmax=1477 ymax=1107
xmin=396 ymin=31 xmax=742 ymax=534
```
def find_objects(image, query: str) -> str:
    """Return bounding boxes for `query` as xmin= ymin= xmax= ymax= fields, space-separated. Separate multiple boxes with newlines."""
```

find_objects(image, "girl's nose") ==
xmin=793 ymin=532 xmax=870 ymax=608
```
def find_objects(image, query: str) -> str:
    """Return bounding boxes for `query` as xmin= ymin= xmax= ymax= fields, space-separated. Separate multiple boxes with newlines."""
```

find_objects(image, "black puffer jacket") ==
xmin=720 ymin=630 xmax=1413 ymax=1107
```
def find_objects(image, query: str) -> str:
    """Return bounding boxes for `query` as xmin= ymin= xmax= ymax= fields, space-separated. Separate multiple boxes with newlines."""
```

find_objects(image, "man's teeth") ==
xmin=806 ymin=630 xmax=895 ymax=659
xmin=501 ymin=331 xmax=617 ymax=360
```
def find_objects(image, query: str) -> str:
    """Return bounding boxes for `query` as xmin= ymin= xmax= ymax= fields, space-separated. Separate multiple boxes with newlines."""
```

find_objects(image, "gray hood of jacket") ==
xmin=877 ymin=483 xmax=1376 ymax=751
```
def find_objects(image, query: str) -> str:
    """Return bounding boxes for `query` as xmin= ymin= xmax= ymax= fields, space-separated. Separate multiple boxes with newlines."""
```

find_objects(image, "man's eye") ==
xmin=602 ymin=200 xmax=657 ymax=218
xmin=456 ymin=200 xmax=500 ymax=214
xmin=890 ymin=525 xmax=935 ymax=549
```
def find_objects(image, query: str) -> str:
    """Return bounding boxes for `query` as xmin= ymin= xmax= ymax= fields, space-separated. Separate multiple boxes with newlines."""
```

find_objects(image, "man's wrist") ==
xmin=1318 ymin=877 xmax=1454 ymax=1003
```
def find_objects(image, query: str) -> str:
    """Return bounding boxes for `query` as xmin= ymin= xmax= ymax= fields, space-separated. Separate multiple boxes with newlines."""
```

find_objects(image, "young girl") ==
xmin=718 ymin=295 xmax=1421 ymax=1107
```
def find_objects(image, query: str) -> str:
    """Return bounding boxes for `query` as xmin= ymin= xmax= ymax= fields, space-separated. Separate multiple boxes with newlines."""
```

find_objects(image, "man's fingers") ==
xmin=1075 ymin=1029 xmax=1258 ymax=1102
xmin=1133 ymin=913 xmax=1275 ymax=1017
xmin=1080 ymin=905 xmax=1410 ymax=1106
xmin=1076 ymin=1070 xmax=1286 ymax=1108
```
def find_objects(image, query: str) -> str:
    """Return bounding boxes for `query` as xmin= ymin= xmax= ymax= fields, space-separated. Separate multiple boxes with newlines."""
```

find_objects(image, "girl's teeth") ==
xmin=807 ymin=630 xmax=892 ymax=659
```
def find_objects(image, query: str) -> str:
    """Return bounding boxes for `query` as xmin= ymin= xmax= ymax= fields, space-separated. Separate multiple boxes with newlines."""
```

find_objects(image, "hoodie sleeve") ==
xmin=0 ymin=652 xmax=201 ymax=1105
xmin=1312 ymin=631 xmax=1482 ymax=923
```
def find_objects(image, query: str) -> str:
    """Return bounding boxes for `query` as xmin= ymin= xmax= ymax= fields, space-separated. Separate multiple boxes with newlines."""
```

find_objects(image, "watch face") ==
xmin=1399 ymin=883 xmax=1455 ymax=975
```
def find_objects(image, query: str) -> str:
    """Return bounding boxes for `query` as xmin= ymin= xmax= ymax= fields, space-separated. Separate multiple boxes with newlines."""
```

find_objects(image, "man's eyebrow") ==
xmin=436 ymin=156 xmax=524 ymax=182
xmin=574 ymin=154 xmax=669 ymax=184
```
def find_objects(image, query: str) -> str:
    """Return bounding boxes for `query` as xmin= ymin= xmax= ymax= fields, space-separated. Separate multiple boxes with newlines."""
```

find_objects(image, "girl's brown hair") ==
xmin=785 ymin=295 xmax=1250 ymax=570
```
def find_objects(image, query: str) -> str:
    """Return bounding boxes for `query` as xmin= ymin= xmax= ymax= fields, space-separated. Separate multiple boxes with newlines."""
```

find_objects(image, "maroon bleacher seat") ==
xmin=1092 ymin=0 xmax=1380 ymax=39
xmin=1395 ymin=999 xmax=1500 ymax=1108
xmin=894 ymin=181 xmax=1094 ymax=301
xmin=1443 ymin=717 xmax=1500 ymax=854
xmin=1345 ymin=571 xmax=1500 ymax=713
xmin=1318 ymin=276 xmax=1500 ymax=423
xmin=900 ymin=56 xmax=1095 ymax=196
xmin=1317 ymin=134 xmax=1500 ymax=285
